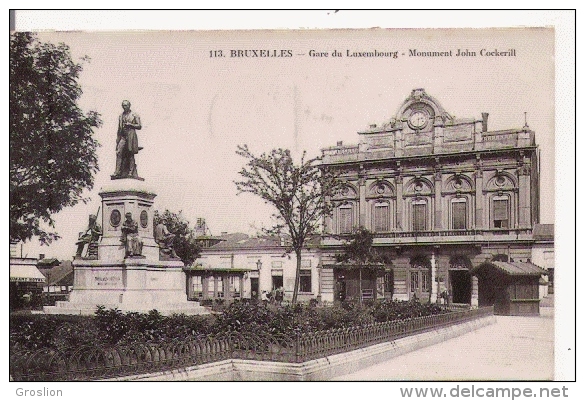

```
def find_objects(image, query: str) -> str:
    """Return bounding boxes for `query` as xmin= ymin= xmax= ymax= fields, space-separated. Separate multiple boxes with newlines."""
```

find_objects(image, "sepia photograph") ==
xmin=7 ymin=9 xmax=575 ymax=395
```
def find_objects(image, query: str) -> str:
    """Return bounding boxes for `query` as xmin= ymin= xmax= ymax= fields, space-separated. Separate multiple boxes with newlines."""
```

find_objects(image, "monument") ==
xmin=44 ymin=101 xmax=209 ymax=315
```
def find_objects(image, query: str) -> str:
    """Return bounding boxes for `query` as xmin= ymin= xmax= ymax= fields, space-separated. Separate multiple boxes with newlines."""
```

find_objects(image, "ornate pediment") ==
xmin=367 ymin=180 xmax=395 ymax=198
xmin=486 ymin=172 xmax=517 ymax=190
xmin=395 ymin=88 xmax=453 ymax=129
xmin=444 ymin=174 xmax=473 ymax=192
xmin=404 ymin=177 xmax=433 ymax=195
xmin=333 ymin=183 xmax=358 ymax=200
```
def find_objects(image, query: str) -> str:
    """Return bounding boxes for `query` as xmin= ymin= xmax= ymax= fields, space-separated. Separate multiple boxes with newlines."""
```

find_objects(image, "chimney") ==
xmin=194 ymin=218 xmax=207 ymax=237
xmin=39 ymin=253 xmax=45 ymax=260
xmin=481 ymin=113 xmax=489 ymax=132
xmin=336 ymin=141 xmax=343 ymax=147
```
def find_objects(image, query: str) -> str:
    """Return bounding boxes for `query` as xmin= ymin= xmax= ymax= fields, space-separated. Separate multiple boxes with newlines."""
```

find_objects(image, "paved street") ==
xmin=333 ymin=304 xmax=554 ymax=381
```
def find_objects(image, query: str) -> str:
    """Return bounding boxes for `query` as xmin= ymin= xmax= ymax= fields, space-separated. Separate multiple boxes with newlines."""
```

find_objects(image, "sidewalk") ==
xmin=333 ymin=306 xmax=554 ymax=381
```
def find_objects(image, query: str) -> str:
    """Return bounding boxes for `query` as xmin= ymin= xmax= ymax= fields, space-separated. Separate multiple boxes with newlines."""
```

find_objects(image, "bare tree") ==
xmin=235 ymin=145 xmax=343 ymax=304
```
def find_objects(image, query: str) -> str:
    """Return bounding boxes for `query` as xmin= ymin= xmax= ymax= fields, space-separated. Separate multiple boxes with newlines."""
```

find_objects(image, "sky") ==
xmin=14 ymin=25 xmax=557 ymax=261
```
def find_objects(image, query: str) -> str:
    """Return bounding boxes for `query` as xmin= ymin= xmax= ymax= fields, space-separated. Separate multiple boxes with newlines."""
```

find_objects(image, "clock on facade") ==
xmin=408 ymin=111 xmax=428 ymax=129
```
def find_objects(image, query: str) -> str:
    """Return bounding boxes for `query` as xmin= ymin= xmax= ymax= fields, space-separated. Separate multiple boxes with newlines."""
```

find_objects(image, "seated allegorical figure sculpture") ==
xmin=75 ymin=214 xmax=102 ymax=259
xmin=154 ymin=218 xmax=179 ymax=259
xmin=120 ymin=212 xmax=143 ymax=257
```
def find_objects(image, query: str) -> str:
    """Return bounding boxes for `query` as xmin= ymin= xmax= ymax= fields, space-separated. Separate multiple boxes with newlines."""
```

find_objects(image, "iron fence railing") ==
xmin=10 ymin=306 xmax=493 ymax=381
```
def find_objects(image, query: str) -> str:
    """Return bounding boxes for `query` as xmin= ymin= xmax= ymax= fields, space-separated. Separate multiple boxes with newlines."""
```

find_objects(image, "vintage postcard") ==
xmin=8 ymin=9 xmax=574 ymax=396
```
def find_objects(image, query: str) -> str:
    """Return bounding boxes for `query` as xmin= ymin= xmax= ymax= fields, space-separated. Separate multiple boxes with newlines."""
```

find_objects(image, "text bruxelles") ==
xmin=230 ymin=49 xmax=293 ymax=57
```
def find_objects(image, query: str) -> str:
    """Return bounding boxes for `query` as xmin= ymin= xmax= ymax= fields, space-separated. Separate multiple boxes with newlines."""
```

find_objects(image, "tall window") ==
xmin=421 ymin=271 xmax=429 ymax=292
xmin=339 ymin=205 xmax=353 ymax=234
xmin=412 ymin=200 xmax=427 ymax=231
xmin=384 ymin=271 xmax=394 ymax=293
xmin=493 ymin=197 xmax=509 ymax=228
xmin=229 ymin=276 xmax=241 ymax=298
xmin=452 ymin=198 xmax=467 ymax=229
xmin=206 ymin=276 xmax=214 ymax=298
xmin=376 ymin=277 xmax=385 ymax=298
xmin=410 ymin=270 xmax=430 ymax=293
xmin=192 ymin=276 xmax=203 ymax=298
xmin=374 ymin=202 xmax=389 ymax=232
xmin=216 ymin=276 xmax=224 ymax=298
xmin=410 ymin=257 xmax=431 ymax=297
xmin=410 ymin=271 xmax=419 ymax=292
xmin=272 ymin=275 xmax=283 ymax=290
xmin=271 ymin=266 xmax=283 ymax=290
xmin=299 ymin=269 xmax=312 ymax=293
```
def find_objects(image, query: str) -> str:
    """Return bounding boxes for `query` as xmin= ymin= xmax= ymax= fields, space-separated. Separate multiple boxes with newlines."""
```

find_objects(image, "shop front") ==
xmin=330 ymin=263 xmax=392 ymax=303
xmin=10 ymin=258 xmax=46 ymax=310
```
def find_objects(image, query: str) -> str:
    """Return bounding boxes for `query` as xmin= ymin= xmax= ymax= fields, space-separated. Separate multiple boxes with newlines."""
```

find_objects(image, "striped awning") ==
xmin=10 ymin=261 xmax=46 ymax=283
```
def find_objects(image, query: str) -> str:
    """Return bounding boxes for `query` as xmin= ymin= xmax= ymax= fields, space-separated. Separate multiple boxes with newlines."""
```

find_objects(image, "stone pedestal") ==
xmin=98 ymin=179 xmax=158 ymax=261
xmin=44 ymin=179 xmax=209 ymax=316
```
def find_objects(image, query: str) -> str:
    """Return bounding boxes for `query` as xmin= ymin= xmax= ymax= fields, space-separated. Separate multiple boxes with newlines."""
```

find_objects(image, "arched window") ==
xmin=451 ymin=197 xmax=467 ymax=230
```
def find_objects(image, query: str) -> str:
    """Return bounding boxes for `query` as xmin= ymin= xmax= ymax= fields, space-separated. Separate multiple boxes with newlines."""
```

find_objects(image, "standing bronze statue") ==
xmin=112 ymin=100 xmax=142 ymax=179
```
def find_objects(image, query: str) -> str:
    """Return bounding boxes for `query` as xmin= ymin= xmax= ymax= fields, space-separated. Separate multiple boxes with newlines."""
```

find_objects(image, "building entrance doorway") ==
xmin=272 ymin=275 xmax=283 ymax=290
xmin=449 ymin=269 xmax=471 ymax=304
xmin=250 ymin=278 xmax=259 ymax=300
xmin=336 ymin=279 xmax=346 ymax=302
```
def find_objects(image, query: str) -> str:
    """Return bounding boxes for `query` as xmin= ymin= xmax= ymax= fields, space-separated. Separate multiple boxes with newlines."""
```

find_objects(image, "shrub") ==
xmin=93 ymin=306 xmax=130 ymax=345
xmin=10 ymin=299 xmax=448 ymax=350
xmin=51 ymin=320 xmax=101 ymax=350
xmin=93 ymin=307 xmax=215 ymax=345
xmin=369 ymin=299 xmax=448 ymax=323
xmin=9 ymin=314 xmax=87 ymax=350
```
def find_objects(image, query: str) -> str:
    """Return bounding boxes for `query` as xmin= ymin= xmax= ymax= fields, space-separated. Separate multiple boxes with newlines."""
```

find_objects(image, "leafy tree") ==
xmin=153 ymin=209 xmax=201 ymax=266
xmin=335 ymin=228 xmax=391 ymax=304
xmin=235 ymin=145 xmax=343 ymax=304
xmin=10 ymin=32 xmax=102 ymax=244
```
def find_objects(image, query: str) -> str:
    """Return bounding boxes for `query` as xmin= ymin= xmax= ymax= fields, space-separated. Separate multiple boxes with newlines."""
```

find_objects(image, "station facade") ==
xmin=318 ymin=88 xmax=545 ymax=312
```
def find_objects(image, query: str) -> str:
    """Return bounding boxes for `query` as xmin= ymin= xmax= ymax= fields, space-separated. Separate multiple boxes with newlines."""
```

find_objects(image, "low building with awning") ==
xmin=10 ymin=258 xmax=46 ymax=284
xmin=471 ymin=260 xmax=548 ymax=316
xmin=10 ymin=257 xmax=46 ymax=310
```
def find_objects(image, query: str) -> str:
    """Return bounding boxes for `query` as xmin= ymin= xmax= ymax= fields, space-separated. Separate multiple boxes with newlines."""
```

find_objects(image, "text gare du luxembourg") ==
xmin=209 ymin=49 xmax=400 ymax=58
